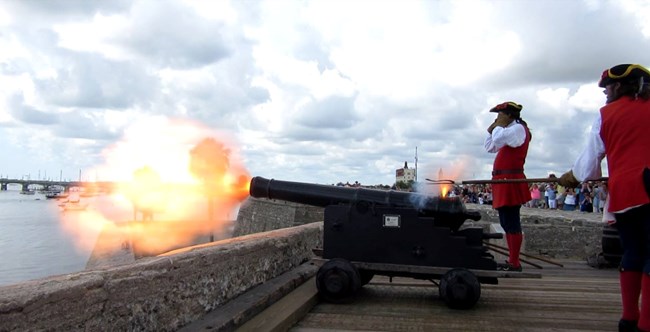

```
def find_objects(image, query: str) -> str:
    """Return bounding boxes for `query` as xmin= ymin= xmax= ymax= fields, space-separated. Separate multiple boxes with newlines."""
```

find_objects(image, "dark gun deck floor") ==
xmin=239 ymin=260 xmax=621 ymax=332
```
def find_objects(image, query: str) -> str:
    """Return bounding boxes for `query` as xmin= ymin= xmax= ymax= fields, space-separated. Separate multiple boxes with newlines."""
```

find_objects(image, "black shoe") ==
xmin=497 ymin=261 xmax=522 ymax=272
xmin=618 ymin=319 xmax=638 ymax=332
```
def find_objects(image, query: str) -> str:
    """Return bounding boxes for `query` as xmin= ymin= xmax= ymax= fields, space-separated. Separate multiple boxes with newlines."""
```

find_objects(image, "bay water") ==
xmin=0 ymin=187 xmax=94 ymax=287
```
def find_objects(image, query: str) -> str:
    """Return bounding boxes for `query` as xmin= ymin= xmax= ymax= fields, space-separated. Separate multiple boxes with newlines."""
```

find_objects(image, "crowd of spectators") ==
xmin=443 ymin=180 xmax=608 ymax=213
xmin=530 ymin=181 xmax=608 ymax=213
xmin=338 ymin=179 xmax=608 ymax=214
xmin=446 ymin=184 xmax=493 ymax=205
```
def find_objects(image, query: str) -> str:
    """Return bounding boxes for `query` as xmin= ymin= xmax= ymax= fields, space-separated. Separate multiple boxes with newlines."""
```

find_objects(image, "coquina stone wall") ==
xmin=0 ymin=223 xmax=322 ymax=332
xmin=234 ymin=197 xmax=324 ymax=236
xmin=467 ymin=203 xmax=606 ymax=259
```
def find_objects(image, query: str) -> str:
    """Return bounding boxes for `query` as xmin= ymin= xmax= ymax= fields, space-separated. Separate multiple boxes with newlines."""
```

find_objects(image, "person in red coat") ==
xmin=484 ymin=101 xmax=532 ymax=272
xmin=558 ymin=64 xmax=650 ymax=332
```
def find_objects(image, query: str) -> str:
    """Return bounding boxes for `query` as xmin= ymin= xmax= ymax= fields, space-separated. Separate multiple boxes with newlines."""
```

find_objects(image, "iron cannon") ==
xmin=249 ymin=176 xmax=482 ymax=231
xmin=248 ymin=176 xmax=530 ymax=309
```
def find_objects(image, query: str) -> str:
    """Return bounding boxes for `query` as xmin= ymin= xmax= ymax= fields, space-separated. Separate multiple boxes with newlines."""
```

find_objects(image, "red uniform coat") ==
xmin=491 ymin=125 xmax=532 ymax=209
xmin=600 ymin=98 xmax=650 ymax=212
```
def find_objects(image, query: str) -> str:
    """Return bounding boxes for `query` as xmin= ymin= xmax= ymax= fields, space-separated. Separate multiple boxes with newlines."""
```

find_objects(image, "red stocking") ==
xmin=507 ymin=233 xmax=522 ymax=267
xmin=620 ymin=270 xmax=642 ymax=321
xmin=638 ymin=273 xmax=650 ymax=331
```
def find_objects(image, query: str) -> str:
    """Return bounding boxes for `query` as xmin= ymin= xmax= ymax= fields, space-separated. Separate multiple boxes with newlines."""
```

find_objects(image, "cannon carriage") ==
xmin=249 ymin=176 xmax=540 ymax=309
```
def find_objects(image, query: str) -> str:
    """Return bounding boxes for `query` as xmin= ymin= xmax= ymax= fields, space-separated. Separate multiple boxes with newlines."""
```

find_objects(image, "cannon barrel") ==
xmin=249 ymin=177 xmax=480 ymax=227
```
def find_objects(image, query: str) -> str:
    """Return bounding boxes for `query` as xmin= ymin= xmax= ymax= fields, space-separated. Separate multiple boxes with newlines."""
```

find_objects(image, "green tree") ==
xmin=395 ymin=180 xmax=415 ymax=191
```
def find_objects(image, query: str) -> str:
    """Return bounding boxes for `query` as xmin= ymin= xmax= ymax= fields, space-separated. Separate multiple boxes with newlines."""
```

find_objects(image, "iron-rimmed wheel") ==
xmin=316 ymin=258 xmax=361 ymax=303
xmin=439 ymin=268 xmax=481 ymax=309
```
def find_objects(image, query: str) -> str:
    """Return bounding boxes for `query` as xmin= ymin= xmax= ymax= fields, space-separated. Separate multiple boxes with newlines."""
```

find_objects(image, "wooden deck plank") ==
xmin=290 ymin=260 xmax=621 ymax=332
xmin=237 ymin=277 xmax=319 ymax=332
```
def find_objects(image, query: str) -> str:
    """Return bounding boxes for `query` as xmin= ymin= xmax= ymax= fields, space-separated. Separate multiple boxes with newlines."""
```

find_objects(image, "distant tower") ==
xmin=395 ymin=162 xmax=416 ymax=184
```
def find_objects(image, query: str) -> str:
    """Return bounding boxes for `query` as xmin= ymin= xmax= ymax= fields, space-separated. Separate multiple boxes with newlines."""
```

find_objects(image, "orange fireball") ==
xmin=59 ymin=118 xmax=251 ymax=257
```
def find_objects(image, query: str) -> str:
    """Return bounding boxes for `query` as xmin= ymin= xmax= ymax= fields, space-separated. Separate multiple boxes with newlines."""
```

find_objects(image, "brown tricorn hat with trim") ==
xmin=489 ymin=101 xmax=523 ymax=113
xmin=598 ymin=64 xmax=650 ymax=88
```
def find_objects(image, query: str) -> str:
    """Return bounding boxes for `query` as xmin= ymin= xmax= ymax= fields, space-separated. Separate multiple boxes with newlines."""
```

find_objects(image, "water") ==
xmin=0 ymin=188 xmax=93 ymax=287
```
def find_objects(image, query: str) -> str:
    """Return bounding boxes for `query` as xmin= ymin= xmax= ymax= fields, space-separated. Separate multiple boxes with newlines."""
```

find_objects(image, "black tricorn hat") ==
xmin=489 ymin=101 xmax=523 ymax=113
xmin=598 ymin=64 xmax=650 ymax=88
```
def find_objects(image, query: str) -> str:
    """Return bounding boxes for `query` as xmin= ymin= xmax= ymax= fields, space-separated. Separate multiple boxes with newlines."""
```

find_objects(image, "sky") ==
xmin=1 ymin=0 xmax=650 ymax=187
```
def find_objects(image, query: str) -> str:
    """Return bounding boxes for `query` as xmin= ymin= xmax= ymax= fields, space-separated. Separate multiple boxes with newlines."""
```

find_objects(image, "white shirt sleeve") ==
xmin=572 ymin=116 xmax=606 ymax=181
xmin=484 ymin=122 xmax=526 ymax=153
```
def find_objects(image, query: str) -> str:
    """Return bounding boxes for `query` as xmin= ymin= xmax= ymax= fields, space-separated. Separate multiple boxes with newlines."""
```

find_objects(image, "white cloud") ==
xmin=181 ymin=0 xmax=238 ymax=23
xmin=537 ymin=88 xmax=571 ymax=109
xmin=620 ymin=0 xmax=650 ymax=37
xmin=53 ymin=14 xmax=131 ymax=60
xmin=0 ymin=6 xmax=11 ymax=26
xmin=569 ymin=84 xmax=605 ymax=111
xmin=1 ymin=0 xmax=650 ymax=185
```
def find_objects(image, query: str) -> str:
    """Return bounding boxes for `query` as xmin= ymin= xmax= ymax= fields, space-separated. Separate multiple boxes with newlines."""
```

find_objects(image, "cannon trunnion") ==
xmin=249 ymin=177 xmax=513 ymax=309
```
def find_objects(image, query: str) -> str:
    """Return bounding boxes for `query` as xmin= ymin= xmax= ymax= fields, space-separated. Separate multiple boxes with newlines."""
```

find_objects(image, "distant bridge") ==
xmin=0 ymin=178 xmax=116 ymax=192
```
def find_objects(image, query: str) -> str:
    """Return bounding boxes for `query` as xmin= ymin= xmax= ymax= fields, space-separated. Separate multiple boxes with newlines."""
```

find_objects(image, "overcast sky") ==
xmin=1 ymin=0 xmax=649 ymax=186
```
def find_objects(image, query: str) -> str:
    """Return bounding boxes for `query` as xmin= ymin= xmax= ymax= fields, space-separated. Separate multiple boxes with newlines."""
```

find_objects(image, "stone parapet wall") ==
xmin=0 ymin=223 xmax=323 ymax=332
xmin=234 ymin=197 xmax=324 ymax=236
xmin=466 ymin=203 xmax=606 ymax=259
